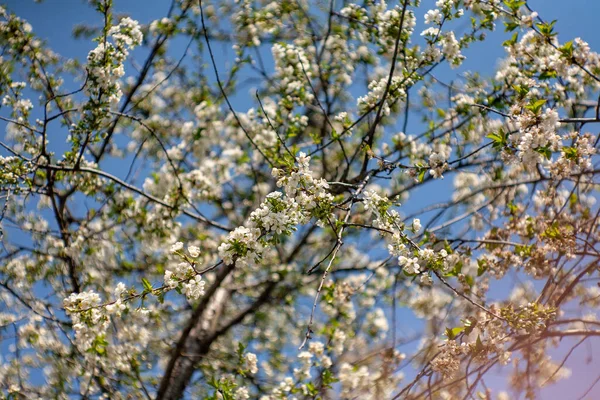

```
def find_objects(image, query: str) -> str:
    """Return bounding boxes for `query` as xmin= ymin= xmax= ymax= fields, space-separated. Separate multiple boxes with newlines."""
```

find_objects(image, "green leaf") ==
xmin=474 ymin=335 xmax=485 ymax=354
xmin=464 ymin=275 xmax=474 ymax=288
xmin=142 ymin=278 xmax=153 ymax=292
xmin=513 ymin=84 xmax=529 ymax=99
xmin=563 ymin=146 xmax=578 ymax=161
xmin=542 ymin=221 xmax=562 ymax=239
xmin=477 ymin=259 xmax=487 ymax=277
xmin=305 ymin=382 xmax=318 ymax=396
xmin=322 ymin=369 xmax=339 ymax=387
xmin=525 ymin=98 xmax=546 ymax=114
xmin=486 ymin=132 xmax=502 ymax=142
xmin=515 ymin=244 xmax=534 ymax=257
xmin=559 ymin=41 xmax=574 ymax=58
xmin=463 ymin=318 xmax=477 ymax=335
xmin=486 ymin=129 xmax=508 ymax=151
xmin=539 ymin=69 xmax=557 ymax=80
xmin=535 ymin=145 xmax=552 ymax=160
xmin=88 ymin=334 xmax=109 ymax=356
xmin=418 ymin=168 xmax=427 ymax=182
xmin=503 ymin=0 xmax=526 ymax=11
xmin=569 ymin=193 xmax=578 ymax=208
xmin=536 ymin=20 xmax=557 ymax=37
xmin=237 ymin=342 xmax=246 ymax=360
xmin=502 ymin=32 xmax=519 ymax=47
xmin=507 ymin=201 xmax=518 ymax=215
xmin=504 ymin=21 xmax=520 ymax=32
xmin=445 ymin=326 xmax=464 ymax=340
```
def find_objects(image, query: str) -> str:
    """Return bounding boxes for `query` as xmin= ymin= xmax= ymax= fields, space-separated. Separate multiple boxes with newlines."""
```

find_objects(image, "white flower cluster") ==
xmin=2 ymin=95 xmax=33 ymax=119
xmin=107 ymin=17 xmax=143 ymax=48
xmin=318 ymin=35 xmax=356 ymax=87
xmin=441 ymin=31 xmax=464 ymax=68
xmin=260 ymin=377 xmax=295 ymax=399
xmin=338 ymin=362 xmax=371 ymax=397
xmin=513 ymin=107 xmax=561 ymax=169
xmin=398 ymin=254 xmax=421 ymax=275
xmin=148 ymin=17 xmax=174 ymax=36
xmin=64 ymin=291 xmax=107 ymax=352
xmin=272 ymin=152 xmax=335 ymax=225
xmin=295 ymin=351 xmax=313 ymax=380
xmin=411 ymin=218 xmax=422 ymax=233
xmin=249 ymin=192 xmax=301 ymax=235
xmin=519 ymin=11 xmax=538 ymax=27
xmin=550 ymin=132 xmax=596 ymax=179
xmin=322 ymin=278 xmax=357 ymax=321
xmin=182 ymin=275 xmax=206 ymax=301
xmin=365 ymin=307 xmax=389 ymax=337
xmin=571 ymin=37 xmax=592 ymax=65
xmin=392 ymin=131 xmax=440 ymax=162
xmin=378 ymin=5 xmax=416 ymax=52
xmin=398 ymin=245 xmax=456 ymax=283
xmin=164 ymin=242 xmax=206 ymax=301
xmin=424 ymin=9 xmax=442 ymax=25
xmin=500 ymin=31 xmax=568 ymax=84
xmin=0 ymin=9 xmax=36 ymax=55
xmin=341 ymin=2 xmax=416 ymax=55
xmin=233 ymin=0 xmax=283 ymax=47
xmin=86 ymin=17 xmax=142 ymax=105
xmin=240 ymin=103 xmax=278 ymax=149
xmin=170 ymin=241 xmax=184 ymax=253
xmin=339 ymin=4 xmax=368 ymax=32
xmin=421 ymin=27 xmax=441 ymax=39
xmin=357 ymin=75 xmax=408 ymax=116
xmin=63 ymin=284 xmax=126 ymax=354
xmin=332 ymin=329 xmax=347 ymax=356
xmin=362 ymin=190 xmax=401 ymax=230
xmin=272 ymin=43 xmax=314 ymax=106
xmin=420 ymin=0 xmax=464 ymax=68
xmin=432 ymin=311 xmax=512 ymax=381
xmin=0 ymin=156 xmax=32 ymax=186
xmin=245 ymin=352 xmax=259 ymax=374
xmin=106 ymin=282 xmax=128 ymax=315
xmin=308 ymin=341 xmax=332 ymax=368
xmin=293 ymin=341 xmax=332 ymax=381
xmin=218 ymin=226 xmax=264 ymax=268
xmin=235 ymin=387 xmax=250 ymax=400
xmin=409 ymin=286 xmax=453 ymax=319
xmin=436 ymin=0 xmax=459 ymax=9
xmin=361 ymin=190 xmax=448 ymax=282
xmin=257 ymin=339 xmax=336 ymax=399
xmin=428 ymin=151 xmax=449 ymax=179
xmin=220 ymin=152 xmax=334 ymax=267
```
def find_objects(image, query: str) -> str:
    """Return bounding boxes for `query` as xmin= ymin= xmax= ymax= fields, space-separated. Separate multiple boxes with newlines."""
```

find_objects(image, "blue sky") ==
xmin=3 ymin=0 xmax=600 ymax=398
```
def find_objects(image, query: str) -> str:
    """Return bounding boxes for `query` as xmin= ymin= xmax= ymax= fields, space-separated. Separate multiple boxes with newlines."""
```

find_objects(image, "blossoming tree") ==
xmin=1 ymin=0 xmax=599 ymax=398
